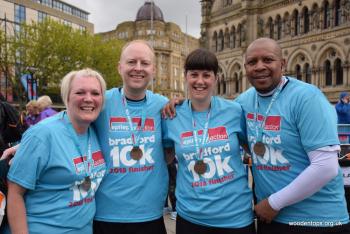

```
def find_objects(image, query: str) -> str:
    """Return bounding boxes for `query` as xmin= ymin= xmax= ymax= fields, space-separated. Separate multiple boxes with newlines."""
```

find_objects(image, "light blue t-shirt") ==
xmin=7 ymin=112 xmax=106 ymax=234
xmin=236 ymin=77 xmax=349 ymax=225
xmin=163 ymin=96 xmax=253 ymax=228
xmin=94 ymin=88 xmax=169 ymax=222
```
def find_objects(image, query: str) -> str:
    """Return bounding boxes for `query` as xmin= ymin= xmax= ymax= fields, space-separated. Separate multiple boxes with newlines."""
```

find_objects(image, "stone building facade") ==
xmin=200 ymin=0 xmax=350 ymax=102
xmin=100 ymin=1 xmax=199 ymax=98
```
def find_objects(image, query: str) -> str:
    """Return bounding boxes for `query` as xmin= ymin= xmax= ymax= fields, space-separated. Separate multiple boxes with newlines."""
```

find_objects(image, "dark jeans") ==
xmin=93 ymin=217 xmax=167 ymax=234
xmin=176 ymin=215 xmax=255 ymax=234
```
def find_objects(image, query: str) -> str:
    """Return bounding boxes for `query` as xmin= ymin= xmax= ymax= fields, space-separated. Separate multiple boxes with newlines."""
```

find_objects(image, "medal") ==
xmin=189 ymin=99 xmax=213 ymax=176
xmin=130 ymin=146 xmax=143 ymax=160
xmin=254 ymin=142 xmax=266 ymax=157
xmin=81 ymin=176 xmax=91 ymax=191
xmin=194 ymin=160 xmax=207 ymax=175
xmin=63 ymin=116 xmax=93 ymax=192
xmin=121 ymin=88 xmax=148 ymax=162
xmin=254 ymin=78 xmax=286 ymax=156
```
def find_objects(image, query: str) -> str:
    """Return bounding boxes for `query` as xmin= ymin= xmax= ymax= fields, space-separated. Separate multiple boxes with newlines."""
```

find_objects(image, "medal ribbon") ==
xmin=189 ymin=97 xmax=213 ymax=161
xmin=254 ymin=77 xmax=286 ymax=143
xmin=61 ymin=111 xmax=92 ymax=178
xmin=121 ymin=88 xmax=147 ymax=148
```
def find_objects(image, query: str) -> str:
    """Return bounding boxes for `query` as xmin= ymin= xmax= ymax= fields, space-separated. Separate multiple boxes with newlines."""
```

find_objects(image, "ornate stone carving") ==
xmin=312 ymin=10 xmax=319 ymax=30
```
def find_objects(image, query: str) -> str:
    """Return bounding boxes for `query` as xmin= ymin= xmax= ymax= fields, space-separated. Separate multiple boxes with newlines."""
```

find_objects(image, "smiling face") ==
xmin=118 ymin=41 xmax=155 ymax=99
xmin=244 ymin=38 xmax=286 ymax=94
xmin=183 ymin=48 xmax=219 ymax=111
xmin=67 ymin=75 xmax=103 ymax=133
xmin=186 ymin=69 xmax=217 ymax=110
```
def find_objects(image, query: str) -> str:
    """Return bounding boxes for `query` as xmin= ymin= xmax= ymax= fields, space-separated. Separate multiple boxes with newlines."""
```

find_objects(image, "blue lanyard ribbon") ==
xmin=254 ymin=77 xmax=286 ymax=142
xmin=189 ymin=97 xmax=213 ymax=160
xmin=62 ymin=111 xmax=92 ymax=177
xmin=121 ymin=88 xmax=147 ymax=147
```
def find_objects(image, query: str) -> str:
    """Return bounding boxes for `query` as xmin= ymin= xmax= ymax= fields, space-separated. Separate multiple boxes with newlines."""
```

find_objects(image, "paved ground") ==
xmin=164 ymin=213 xmax=175 ymax=234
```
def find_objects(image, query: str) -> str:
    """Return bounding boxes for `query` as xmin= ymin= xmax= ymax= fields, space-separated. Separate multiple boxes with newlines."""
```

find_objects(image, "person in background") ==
xmin=163 ymin=48 xmax=254 ymax=234
xmin=37 ymin=95 xmax=57 ymax=121
xmin=236 ymin=37 xmax=349 ymax=234
xmin=335 ymin=92 xmax=350 ymax=124
xmin=164 ymin=158 xmax=177 ymax=221
xmin=0 ymin=94 xmax=9 ymax=155
xmin=24 ymin=100 xmax=40 ymax=127
xmin=0 ymin=94 xmax=25 ymax=154
xmin=6 ymin=68 xmax=106 ymax=234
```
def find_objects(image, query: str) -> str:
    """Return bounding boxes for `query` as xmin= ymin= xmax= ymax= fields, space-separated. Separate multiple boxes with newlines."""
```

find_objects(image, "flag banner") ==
xmin=21 ymin=73 xmax=37 ymax=100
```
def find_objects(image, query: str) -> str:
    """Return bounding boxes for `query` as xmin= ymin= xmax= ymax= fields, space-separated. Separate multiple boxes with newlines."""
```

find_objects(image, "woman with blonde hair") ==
xmin=24 ymin=100 xmax=40 ymax=126
xmin=37 ymin=95 xmax=57 ymax=121
xmin=6 ymin=68 xmax=106 ymax=234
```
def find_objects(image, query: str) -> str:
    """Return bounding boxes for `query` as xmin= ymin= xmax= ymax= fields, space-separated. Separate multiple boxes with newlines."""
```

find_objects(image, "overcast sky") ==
xmin=64 ymin=0 xmax=202 ymax=38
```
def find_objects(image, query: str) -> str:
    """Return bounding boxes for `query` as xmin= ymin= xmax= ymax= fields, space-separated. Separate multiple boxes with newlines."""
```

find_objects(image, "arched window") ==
xmin=213 ymin=31 xmax=218 ymax=52
xmin=311 ymin=4 xmax=319 ymax=30
xmin=324 ymin=60 xmax=332 ymax=86
xmin=268 ymin=17 xmax=274 ymax=39
xmin=293 ymin=10 xmax=300 ymax=36
xmin=222 ymin=80 xmax=226 ymax=95
xmin=276 ymin=15 xmax=282 ymax=40
xmin=230 ymin=26 xmax=236 ymax=48
xmin=335 ymin=0 xmax=341 ymax=26
xmin=237 ymin=24 xmax=242 ymax=47
xmin=234 ymin=73 xmax=239 ymax=93
xmin=283 ymin=12 xmax=290 ymax=35
xmin=217 ymin=68 xmax=223 ymax=95
xmin=335 ymin=58 xmax=343 ymax=85
xmin=304 ymin=63 xmax=312 ymax=83
xmin=303 ymin=8 xmax=309 ymax=33
xmin=324 ymin=1 xmax=330 ymax=29
xmin=224 ymin=28 xmax=230 ymax=49
xmin=218 ymin=30 xmax=224 ymax=51
xmin=295 ymin=64 xmax=302 ymax=80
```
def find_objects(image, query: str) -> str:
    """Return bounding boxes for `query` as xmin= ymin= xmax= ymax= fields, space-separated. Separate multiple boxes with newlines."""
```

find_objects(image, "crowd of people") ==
xmin=24 ymin=95 xmax=58 ymax=127
xmin=0 ymin=38 xmax=349 ymax=234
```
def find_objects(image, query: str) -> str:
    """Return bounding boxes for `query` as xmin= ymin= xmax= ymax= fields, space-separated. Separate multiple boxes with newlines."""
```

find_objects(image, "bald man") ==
xmin=236 ymin=38 xmax=350 ymax=234
xmin=93 ymin=40 xmax=168 ymax=234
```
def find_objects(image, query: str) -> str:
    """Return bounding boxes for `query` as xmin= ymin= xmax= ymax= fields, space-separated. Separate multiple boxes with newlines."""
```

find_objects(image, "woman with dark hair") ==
xmin=162 ymin=48 xmax=254 ymax=234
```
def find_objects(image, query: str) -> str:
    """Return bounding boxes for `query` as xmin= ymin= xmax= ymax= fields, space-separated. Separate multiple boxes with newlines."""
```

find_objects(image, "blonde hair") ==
xmin=26 ymin=100 xmax=40 ymax=115
xmin=60 ymin=68 xmax=106 ymax=107
xmin=37 ymin=95 xmax=53 ymax=111
xmin=26 ymin=100 xmax=38 ymax=109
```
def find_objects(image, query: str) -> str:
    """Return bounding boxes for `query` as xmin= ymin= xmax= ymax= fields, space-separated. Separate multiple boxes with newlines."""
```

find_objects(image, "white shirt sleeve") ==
xmin=268 ymin=145 xmax=340 ymax=211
